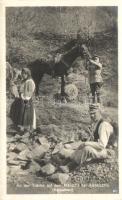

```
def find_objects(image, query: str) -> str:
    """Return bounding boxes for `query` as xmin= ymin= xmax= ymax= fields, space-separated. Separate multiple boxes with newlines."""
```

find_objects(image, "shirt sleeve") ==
xmin=89 ymin=59 xmax=102 ymax=69
xmin=98 ymin=122 xmax=113 ymax=148
xmin=22 ymin=79 xmax=35 ymax=100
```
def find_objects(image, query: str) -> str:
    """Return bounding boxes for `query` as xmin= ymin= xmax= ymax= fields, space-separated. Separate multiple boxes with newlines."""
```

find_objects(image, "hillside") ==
xmin=6 ymin=7 xmax=118 ymax=106
xmin=6 ymin=7 xmax=117 ymax=63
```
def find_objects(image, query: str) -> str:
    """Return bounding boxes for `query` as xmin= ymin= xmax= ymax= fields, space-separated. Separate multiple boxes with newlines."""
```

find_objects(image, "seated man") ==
xmin=60 ymin=104 xmax=117 ymax=172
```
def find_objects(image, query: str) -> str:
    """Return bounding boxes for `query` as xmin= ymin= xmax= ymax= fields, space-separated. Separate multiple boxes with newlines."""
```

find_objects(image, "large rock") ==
xmin=38 ymin=137 xmax=49 ymax=145
xmin=31 ymin=143 xmax=50 ymax=161
xmin=8 ymin=160 xmax=21 ymax=165
xmin=52 ymin=142 xmax=63 ymax=154
xmin=21 ymin=137 xmax=29 ymax=144
xmin=65 ymin=83 xmax=78 ymax=101
xmin=40 ymin=163 xmax=56 ymax=175
xmin=20 ymin=132 xmax=30 ymax=144
xmin=48 ymin=173 xmax=69 ymax=184
xmin=8 ymin=160 xmax=28 ymax=169
xmin=29 ymin=161 xmax=41 ymax=173
xmin=7 ymin=137 xmax=17 ymax=143
xmin=41 ymin=143 xmax=50 ymax=152
xmin=17 ymin=148 xmax=32 ymax=161
xmin=7 ymin=152 xmax=17 ymax=160
xmin=51 ymin=154 xmax=66 ymax=165
xmin=9 ymin=166 xmax=29 ymax=175
xmin=9 ymin=165 xmax=21 ymax=175
xmin=14 ymin=142 xmax=27 ymax=152
xmin=32 ymin=145 xmax=45 ymax=160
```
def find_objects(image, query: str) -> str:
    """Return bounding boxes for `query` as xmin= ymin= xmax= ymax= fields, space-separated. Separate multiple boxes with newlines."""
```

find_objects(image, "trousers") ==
xmin=71 ymin=145 xmax=108 ymax=165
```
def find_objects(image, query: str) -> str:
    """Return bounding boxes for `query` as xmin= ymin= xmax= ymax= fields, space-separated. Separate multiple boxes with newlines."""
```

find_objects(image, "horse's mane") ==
xmin=53 ymin=39 xmax=77 ymax=54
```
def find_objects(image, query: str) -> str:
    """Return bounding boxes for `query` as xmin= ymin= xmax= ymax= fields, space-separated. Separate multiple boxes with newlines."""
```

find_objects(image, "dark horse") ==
xmin=29 ymin=42 xmax=91 ymax=96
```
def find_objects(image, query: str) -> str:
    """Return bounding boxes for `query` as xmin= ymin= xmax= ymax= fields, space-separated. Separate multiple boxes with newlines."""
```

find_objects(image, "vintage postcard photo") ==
xmin=0 ymin=1 xmax=121 ymax=198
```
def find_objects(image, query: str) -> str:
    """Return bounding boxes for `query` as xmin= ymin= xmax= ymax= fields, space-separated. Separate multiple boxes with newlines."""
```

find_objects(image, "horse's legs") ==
xmin=90 ymin=84 xmax=96 ymax=103
xmin=60 ymin=75 xmax=68 ymax=103
xmin=35 ymin=81 xmax=40 ymax=96
xmin=61 ymin=75 xmax=65 ymax=96
xmin=34 ymin=75 xmax=43 ymax=96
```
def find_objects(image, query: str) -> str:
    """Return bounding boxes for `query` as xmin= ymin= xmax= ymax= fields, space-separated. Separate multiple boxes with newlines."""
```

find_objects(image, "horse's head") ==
xmin=77 ymin=43 xmax=92 ymax=60
xmin=52 ymin=42 xmax=92 ymax=77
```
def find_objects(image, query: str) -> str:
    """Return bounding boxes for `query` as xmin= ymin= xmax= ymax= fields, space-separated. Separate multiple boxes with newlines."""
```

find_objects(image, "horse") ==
xmin=29 ymin=42 xmax=92 ymax=96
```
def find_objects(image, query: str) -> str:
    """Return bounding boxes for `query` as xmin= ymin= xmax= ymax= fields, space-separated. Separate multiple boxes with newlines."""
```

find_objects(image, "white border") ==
xmin=0 ymin=1 xmax=122 ymax=200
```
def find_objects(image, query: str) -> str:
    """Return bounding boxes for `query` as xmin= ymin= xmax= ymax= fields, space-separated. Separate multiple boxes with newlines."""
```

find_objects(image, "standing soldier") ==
xmin=86 ymin=56 xmax=103 ymax=103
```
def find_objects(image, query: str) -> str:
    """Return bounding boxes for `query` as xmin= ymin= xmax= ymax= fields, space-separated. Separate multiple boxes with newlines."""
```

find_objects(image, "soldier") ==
xmin=60 ymin=104 xmax=117 ymax=172
xmin=86 ymin=56 xmax=103 ymax=103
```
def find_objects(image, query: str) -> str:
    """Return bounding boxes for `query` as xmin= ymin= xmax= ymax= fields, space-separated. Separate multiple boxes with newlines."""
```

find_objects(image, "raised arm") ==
xmin=89 ymin=59 xmax=102 ymax=69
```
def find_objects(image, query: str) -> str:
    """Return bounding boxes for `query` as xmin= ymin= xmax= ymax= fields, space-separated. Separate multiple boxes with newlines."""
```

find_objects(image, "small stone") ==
xmin=49 ymin=173 xmax=69 ymax=184
xmin=40 ymin=163 xmax=56 ymax=175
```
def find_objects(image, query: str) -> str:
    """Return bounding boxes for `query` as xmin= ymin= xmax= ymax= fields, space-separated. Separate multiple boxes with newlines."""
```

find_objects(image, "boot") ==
xmin=92 ymin=95 xmax=96 ymax=103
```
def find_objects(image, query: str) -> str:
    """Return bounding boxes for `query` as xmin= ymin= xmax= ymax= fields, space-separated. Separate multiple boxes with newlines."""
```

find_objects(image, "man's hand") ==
xmin=77 ymin=142 xmax=85 ymax=150
xmin=89 ymin=59 xmax=102 ymax=69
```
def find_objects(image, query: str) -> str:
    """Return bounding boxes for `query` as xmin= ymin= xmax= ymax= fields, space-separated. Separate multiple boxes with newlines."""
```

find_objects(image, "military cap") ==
xmin=89 ymin=104 xmax=100 ymax=113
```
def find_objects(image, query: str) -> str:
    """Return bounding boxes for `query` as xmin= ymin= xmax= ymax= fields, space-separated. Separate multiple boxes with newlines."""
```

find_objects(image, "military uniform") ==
xmin=87 ymin=59 xmax=103 ymax=103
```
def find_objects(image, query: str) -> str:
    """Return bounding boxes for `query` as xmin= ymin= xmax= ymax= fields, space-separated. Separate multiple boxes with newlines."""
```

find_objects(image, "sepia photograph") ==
xmin=5 ymin=5 xmax=119 ymax=195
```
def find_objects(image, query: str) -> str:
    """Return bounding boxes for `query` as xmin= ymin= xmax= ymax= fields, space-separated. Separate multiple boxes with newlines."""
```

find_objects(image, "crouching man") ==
xmin=60 ymin=104 xmax=118 ymax=173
